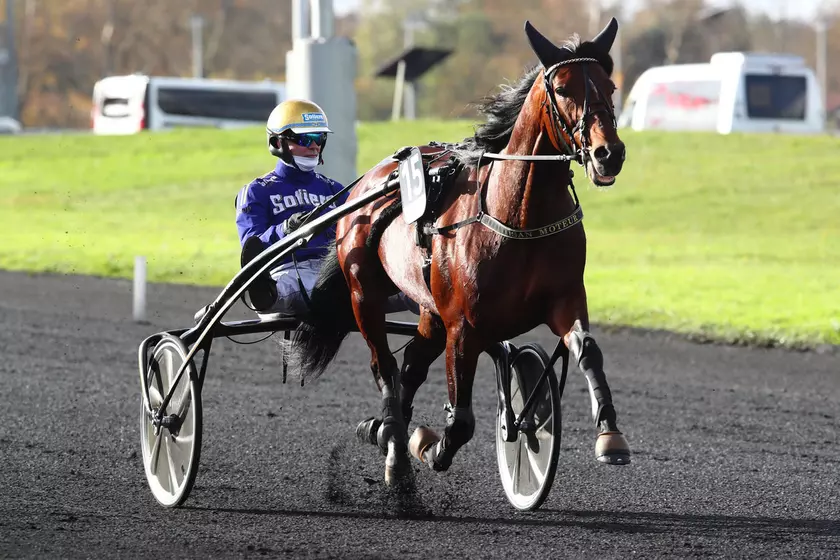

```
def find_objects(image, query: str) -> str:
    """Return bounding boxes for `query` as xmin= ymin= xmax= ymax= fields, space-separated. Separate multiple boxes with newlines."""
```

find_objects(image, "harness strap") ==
xmin=423 ymin=214 xmax=482 ymax=235
xmin=423 ymin=205 xmax=583 ymax=240
xmin=423 ymin=170 xmax=584 ymax=240
xmin=482 ymin=152 xmax=577 ymax=162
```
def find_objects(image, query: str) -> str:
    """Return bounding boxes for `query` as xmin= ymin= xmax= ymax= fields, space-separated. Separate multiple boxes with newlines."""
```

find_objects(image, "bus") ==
xmin=92 ymin=74 xmax=286 ymax=135
xmin=618 ymin=52 xmax=824 ymax=135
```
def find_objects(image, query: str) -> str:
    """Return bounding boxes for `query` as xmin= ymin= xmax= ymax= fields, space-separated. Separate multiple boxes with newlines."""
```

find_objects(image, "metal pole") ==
xmin=1 ymin=0 xmax=19 ymax=120
xmin=589 ymin=1 xmax=601 ymax=37
xmin=310 ymin=0 xmax=334 ymax=40
xmin=292 ymin=0 xmax=308 ymax=41
xmin=0 ymin=0 xmax=8 ymax=118
xmin=778 ymin=0 xmax=787 ymax=52
xmin=404 ymin=81 xmax=416 ymax=120
xmin=133 ymin=256 xmax=147 ymax=323
xmin=816 ymin=21 xmax=827 ymax=129
xmin=391 ymin=60 xmax=406 ymax=121
xmin=102 ymin=0 xmax=115 ymax=76
xmin=403 ymin=17 xmax=416 ymax=121
xmin=190 ymin=15 xmax=204 ymax=78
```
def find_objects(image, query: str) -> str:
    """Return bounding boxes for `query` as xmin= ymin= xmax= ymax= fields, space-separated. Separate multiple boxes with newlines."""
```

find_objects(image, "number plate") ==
xmin=398 ymin=147 xmax=427 ymax=224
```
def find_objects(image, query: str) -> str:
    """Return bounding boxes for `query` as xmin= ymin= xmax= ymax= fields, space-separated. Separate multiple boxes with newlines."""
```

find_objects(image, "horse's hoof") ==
xmin=409 ymin=426 xmax=440 ymax=464
xmin=356 ymin=417 xmax=381 ymax=447
xmin=595 ymin=431 xmax=631 ymax=465
xmin=384 ymin=441 xmax=410 ymax=486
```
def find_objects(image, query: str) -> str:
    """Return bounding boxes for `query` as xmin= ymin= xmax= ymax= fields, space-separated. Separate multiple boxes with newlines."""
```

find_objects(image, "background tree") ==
xmin=5 ymin=0 xmax=840 ymax=128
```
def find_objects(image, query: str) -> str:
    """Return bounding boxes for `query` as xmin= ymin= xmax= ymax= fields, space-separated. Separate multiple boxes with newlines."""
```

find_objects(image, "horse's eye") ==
xmin=554 ymin=86 xmax=568 ymax=97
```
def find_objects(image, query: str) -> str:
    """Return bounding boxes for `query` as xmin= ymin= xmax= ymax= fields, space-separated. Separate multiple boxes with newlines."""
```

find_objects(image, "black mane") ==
xmin=453 ymin=37 xmax=613 ymax=165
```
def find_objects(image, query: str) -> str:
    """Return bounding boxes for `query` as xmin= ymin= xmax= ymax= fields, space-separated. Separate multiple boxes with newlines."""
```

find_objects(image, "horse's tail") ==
xmin=290 ymin=242 xmax=356 ymax=380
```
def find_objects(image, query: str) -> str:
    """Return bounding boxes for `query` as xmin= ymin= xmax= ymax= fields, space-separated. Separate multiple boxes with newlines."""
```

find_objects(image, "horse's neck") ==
xmin=484 ymin=133 xmax=576 ymax=230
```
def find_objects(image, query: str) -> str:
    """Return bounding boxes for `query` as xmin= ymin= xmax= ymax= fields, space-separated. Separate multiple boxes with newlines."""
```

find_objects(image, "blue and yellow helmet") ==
xmin=266 ymin=99 xmax=332 ymax=157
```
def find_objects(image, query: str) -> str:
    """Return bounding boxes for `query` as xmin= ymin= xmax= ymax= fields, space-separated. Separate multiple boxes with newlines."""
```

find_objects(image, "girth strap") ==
xmin=422 ymin=162 xmax=584 ymax=241
xmin=423 ymin=204 xmax=583 ymax=240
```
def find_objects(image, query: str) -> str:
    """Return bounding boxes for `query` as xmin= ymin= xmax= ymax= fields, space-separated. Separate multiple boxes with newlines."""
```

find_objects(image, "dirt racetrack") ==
xmin=1 ymin=270 xmax=838 ymax=559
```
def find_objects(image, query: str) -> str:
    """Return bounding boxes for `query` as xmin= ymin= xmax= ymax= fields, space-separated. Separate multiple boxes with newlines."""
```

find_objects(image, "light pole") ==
xmin=402 ymin=12 xmax=427 ymax=120
xmin=589 ymin=3 xmax=623 ymax=118
xmin=589 ymin=1 xmax=601 ymax=38
xmin=0 ymin=0 xmax=19 ymax=120
xmin=816 ymin=20 xmax=827 ymax=127
xmin=190 ymin=15 xmax=204 ymax=79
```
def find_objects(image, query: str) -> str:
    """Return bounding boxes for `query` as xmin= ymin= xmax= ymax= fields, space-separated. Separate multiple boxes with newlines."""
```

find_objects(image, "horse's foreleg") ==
xmin=410 ymin=318 xmax=480 ymax=472
xmin=567 ymin=321 xmax=631 ymax=464
xmin=550 ymin=291 xmax=631 ymax=465
xmin=400 ymin=309 xmax=446 ymax=426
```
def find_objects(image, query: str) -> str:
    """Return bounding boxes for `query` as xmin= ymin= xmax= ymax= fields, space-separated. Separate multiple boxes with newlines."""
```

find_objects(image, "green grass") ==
xmin=1 ymin=123 xmax=838 ymax=349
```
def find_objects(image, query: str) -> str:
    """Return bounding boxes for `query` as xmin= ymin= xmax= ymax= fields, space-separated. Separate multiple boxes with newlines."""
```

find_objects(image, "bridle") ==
xmin=479 ymin=57 xmax=617 ymax=171
xmin=539 ymin=57 xmax=617 ymax=171
xmin=421 ymin=57 xmax=619 ymax=241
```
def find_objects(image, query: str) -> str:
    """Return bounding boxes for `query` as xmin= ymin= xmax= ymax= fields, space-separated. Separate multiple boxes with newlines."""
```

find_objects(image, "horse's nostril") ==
xmin=615 ymin=142 xmax=626 ymax=160
xmin=593 ymin=146 xmax=609 ymax=161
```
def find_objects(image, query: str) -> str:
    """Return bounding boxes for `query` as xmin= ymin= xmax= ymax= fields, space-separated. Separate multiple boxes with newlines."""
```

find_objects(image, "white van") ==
xmin=91 ymin=75 xmax=286 ymax=135
xmin=618 ymin=52 xmax=824 ymax=134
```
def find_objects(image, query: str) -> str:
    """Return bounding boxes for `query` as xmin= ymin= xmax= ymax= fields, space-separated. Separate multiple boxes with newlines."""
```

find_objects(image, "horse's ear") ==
xmin=524 ymin=20 xmax=570 ymax=68
xmin=592 ymin=17 xmax=619 ymax=53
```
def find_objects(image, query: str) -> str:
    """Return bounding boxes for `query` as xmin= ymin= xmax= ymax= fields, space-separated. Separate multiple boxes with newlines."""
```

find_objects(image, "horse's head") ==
xmin=525 ymin=19 xmax=625 ymax=187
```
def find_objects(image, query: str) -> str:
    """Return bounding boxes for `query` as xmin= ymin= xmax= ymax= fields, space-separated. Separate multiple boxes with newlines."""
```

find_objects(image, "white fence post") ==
xmin=133 ymin=256 xmax=147 ymax=323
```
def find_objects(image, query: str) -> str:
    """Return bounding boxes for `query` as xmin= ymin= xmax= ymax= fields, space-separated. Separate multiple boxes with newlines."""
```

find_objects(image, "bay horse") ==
xmin=290 ymin=18 xmax=631 ymax=485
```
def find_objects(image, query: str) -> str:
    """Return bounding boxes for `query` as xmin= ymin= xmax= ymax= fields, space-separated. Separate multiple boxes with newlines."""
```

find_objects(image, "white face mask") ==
xmin=293 ymin=155 xmax=319 ymax=172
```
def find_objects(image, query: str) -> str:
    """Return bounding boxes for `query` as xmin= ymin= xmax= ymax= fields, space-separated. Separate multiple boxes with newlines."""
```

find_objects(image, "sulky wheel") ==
xmin=495 ymin=342 xmax=562 ymax=511
xmin=140 ymin=334 xmax=203 ymax=507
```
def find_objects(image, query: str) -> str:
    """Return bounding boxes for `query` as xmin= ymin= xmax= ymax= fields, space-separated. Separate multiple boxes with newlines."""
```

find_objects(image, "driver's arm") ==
xmin=235 ymin=182 xmax=287 ymax=246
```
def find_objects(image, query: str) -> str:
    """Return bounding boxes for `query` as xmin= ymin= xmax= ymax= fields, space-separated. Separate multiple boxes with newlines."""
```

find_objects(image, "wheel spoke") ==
xmin=512 ymin=438 xmax=523 ymax=495
xmin=526 ymin=446 xmax=547 ymax=486
xmin=511 ymin=382 xmax=522 ymax=407
xmin=150 ymin=432 xmax=162 ymax=476
xmin=163 ymin=350 xmax=174 ymax=393
xmin=175 ymin=387 xmax=192 ymax=419
xmin=165 ymin=438 xmax=182 ymax=491
xmin=148 ymin=385 xmax=163 ymax=407
xmin=535 ymin=403 xmax=554 ymax=433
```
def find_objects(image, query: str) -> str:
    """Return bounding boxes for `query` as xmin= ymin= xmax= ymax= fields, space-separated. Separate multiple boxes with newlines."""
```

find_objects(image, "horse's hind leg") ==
xmin=345 ymin=265 xmax=411 ymax=485
xmin=357 ymin=308 xmax=445 ymax=441
xmin=551 ymin=291 xmax=631 ymax=465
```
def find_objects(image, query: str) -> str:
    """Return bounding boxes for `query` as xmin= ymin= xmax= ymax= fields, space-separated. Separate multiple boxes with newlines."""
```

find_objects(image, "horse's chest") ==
xmin=470 ymin=239 xmax=582 ymax=305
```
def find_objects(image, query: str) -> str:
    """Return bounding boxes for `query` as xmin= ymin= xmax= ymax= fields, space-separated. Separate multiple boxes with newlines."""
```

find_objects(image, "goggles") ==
xmin=285 ymin=132 xmax=327 ymax=147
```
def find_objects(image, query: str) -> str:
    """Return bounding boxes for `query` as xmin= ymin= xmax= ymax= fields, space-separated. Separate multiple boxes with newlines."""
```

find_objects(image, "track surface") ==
xmin=1 ymin=270 xmax=838 ymax=559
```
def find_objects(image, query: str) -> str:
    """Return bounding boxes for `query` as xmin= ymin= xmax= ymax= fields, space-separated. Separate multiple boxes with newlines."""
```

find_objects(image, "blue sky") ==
xmin=333 ymin=0 xmax=833 ymax=22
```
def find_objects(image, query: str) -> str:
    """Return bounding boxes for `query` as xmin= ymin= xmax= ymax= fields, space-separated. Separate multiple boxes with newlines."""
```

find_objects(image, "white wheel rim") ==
xmin=496 ymin=352 xmax=557 ymax=510
xmin=140 ymin=340 xmax=198 ymax=507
